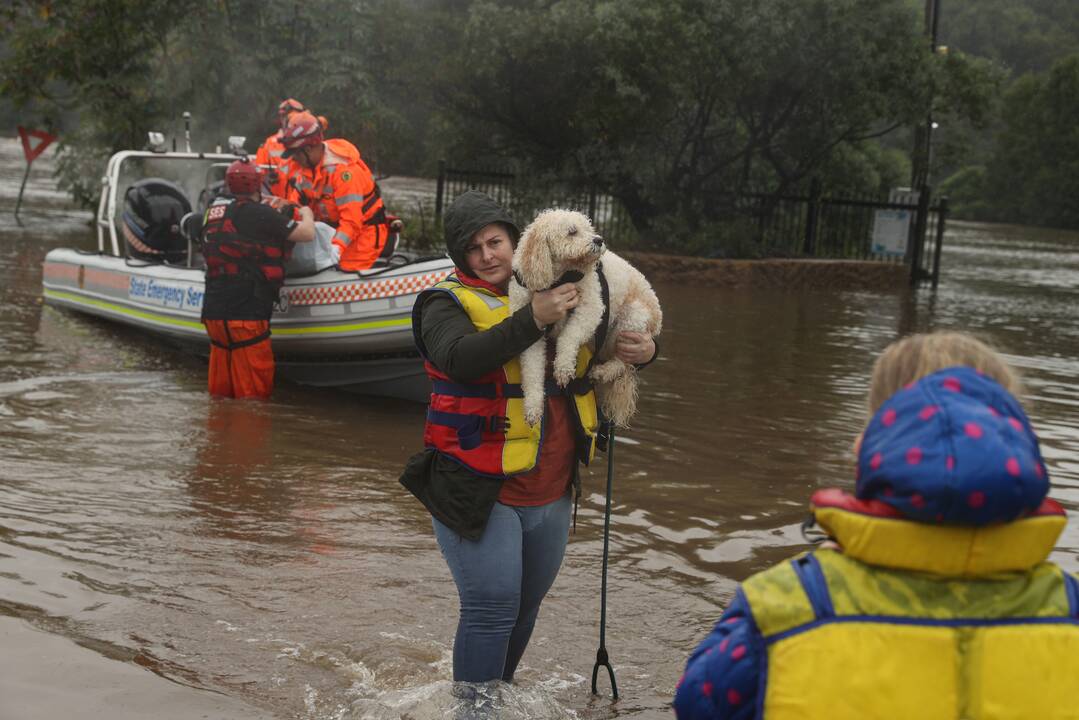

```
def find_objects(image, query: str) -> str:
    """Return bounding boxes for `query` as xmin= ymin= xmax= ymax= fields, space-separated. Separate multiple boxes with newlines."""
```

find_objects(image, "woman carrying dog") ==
xmin=400 ymin=190 xmax=655 ymax=689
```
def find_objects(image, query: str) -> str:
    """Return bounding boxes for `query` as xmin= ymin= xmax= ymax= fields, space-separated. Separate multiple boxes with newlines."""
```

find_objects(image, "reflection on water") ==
xmin=1 ymin=206 xmax=1077 ymax=718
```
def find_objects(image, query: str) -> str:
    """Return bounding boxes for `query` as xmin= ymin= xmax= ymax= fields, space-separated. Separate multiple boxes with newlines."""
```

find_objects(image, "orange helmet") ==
xmin=276 ymin=98 xmax=306 ymax=129
xmin=279 ymin=111 xmax=324 ymax=158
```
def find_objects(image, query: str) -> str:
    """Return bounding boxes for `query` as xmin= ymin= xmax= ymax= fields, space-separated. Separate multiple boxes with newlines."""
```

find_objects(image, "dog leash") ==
xmin=592 ymin=419 xmax=619 ymax=700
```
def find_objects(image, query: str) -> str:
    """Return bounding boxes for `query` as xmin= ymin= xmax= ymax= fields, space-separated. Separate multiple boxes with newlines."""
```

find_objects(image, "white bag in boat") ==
xmin=285 ymin=221 xmax=340 ymax=275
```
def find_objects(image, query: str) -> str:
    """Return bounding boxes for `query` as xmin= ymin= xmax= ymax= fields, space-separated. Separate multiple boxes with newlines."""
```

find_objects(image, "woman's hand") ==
xmin=615 ymin=331 xmax=656 ymax=365
xmin=531 ymin=284 xmax=580 ymax=329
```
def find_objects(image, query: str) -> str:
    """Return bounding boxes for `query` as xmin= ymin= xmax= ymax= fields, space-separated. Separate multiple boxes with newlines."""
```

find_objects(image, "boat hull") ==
xmin=42 ymin=249 xmax=451 ymax=401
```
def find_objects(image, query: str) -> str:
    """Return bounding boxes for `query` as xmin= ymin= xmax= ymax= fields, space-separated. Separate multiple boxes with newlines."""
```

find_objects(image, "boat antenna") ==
xmin=182 ymin=111 xmax=192 ymax=152
xmin=591 ymin=419 xmax=619 ymax=700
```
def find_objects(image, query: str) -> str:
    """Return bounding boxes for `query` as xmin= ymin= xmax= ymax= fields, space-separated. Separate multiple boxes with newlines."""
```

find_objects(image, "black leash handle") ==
xmin=591 ymin=420 xmax=619 ymax=700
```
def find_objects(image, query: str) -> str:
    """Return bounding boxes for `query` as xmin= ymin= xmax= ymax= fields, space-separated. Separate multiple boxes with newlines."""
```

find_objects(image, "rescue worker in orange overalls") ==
xmin=256 ymin=98 xmax=308 ymax=198
xmin=277 ymin=111 xmax=395 ymax=271
xmin=201 ymin=158 xmax=315 ymax=398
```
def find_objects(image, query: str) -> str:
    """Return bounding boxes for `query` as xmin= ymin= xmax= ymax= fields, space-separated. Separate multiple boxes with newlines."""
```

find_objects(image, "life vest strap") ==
xmin=426 ymin=409 xmax=509 ymax=450
xmin=791 ymin=554 xmax=835 ymax=621
xmin=211 ymin=329 xmax=271 ymax=351
xmin=1065 ymin=572 xmax=1079 ymax=618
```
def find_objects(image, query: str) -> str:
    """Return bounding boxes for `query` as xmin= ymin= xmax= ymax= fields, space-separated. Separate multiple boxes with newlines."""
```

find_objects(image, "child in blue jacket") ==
xmin=674 ymin=332 xmax=1079 ymax=720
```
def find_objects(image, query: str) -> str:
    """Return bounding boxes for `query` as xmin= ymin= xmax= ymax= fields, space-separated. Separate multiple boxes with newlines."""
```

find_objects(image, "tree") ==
xmin=1 ymin=0 xmax=390 ymax=202
xmin=981 ymin=54 xmax=1079 ymax=228
xmin=429 ymin=0 xmax=993 ymax=245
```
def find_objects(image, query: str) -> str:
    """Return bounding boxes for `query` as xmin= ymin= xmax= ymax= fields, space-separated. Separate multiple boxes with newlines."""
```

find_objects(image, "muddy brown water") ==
xmin=1 ymin=143 xmax=1077 ymax=718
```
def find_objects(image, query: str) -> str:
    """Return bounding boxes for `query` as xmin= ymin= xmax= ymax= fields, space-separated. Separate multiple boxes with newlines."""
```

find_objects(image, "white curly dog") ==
xmin=508 ymin=208 xmax=662 ymax=428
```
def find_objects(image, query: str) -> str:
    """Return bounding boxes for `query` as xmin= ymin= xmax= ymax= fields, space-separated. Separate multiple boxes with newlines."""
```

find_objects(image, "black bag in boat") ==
xmin=121 ymin=178 xmax=192 ymax=262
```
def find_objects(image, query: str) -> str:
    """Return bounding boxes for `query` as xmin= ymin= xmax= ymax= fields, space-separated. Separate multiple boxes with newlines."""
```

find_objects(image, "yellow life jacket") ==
xmin=413 ymin=276 xmax=599 ymax=477
xmin=743 ymin=492 xmax=1079 ymax=720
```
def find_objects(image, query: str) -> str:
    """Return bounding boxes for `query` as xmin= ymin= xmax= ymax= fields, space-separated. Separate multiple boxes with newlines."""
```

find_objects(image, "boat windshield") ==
xmin=99 ymin=151 xmax=240 ymax=263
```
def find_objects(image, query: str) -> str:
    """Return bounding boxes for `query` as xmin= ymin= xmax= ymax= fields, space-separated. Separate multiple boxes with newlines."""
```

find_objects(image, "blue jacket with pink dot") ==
xmin=674 ymin=367 xmax=1054 ymax=720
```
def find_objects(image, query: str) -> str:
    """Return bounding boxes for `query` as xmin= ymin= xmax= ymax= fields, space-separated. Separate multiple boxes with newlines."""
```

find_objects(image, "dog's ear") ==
xmin=516 ymin=220 xmax=555 ymax=290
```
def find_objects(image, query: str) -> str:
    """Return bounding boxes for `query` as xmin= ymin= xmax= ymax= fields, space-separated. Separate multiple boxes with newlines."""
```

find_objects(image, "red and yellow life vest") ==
xmin=202 ymin=197 xmax=289 ymax=288
xmin=413 ymin=275 xmax=599 ymax=477
xmin=744 ymin=489 xmax=1079 ymax=720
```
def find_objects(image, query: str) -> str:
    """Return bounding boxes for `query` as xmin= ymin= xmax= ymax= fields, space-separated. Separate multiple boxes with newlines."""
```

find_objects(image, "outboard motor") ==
xmin=120 ymin=178 xmax=192 ymax=262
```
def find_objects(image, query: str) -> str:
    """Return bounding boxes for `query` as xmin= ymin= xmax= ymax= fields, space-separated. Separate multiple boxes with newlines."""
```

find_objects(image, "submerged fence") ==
xmin=434 ymin=161 xmax=948 ymax=286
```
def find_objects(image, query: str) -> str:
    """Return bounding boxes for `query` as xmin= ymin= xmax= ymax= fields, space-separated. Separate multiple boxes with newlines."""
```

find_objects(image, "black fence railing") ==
xmin=434 ymin=160 xmax=640 ymax=247
xmin=434 ymin=161 xmax=948 ymax=286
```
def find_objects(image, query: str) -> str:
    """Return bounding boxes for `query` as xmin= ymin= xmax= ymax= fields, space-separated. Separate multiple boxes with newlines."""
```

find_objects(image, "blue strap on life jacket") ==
xmin=426 ymin=409 xmax=509 ymax=450
xmin=1063 ymin=572 xmax=1079 ymax=619
xmin=791 ymin=554 xmax=836 ymax=621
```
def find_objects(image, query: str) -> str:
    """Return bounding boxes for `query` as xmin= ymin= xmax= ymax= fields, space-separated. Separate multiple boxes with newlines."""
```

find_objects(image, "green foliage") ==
xmin=816 ymin=143 xmax=912 ymax=197
xmin=432 ymin=0 xmax=958 ymax=245
xmin=1 ymin=0 xmax=379 ymax=205
xmin=940 ymin=0 xmax=1079 ymax=76
xmin=939 ymin=165 xmax=992 ymax=221
xmin=978 ymin=54 xmax=1079 ymax=228
xmin=927 ymin=0 xmax=1079 ymax=201
xmin=6 ymin=0 xmax=1072 ymax=239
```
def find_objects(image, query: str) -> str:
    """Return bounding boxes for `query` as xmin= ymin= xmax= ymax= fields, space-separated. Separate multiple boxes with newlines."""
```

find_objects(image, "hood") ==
xmin=324 ymin=137 xmax=361 ymax=163
xmin=856 ymin=366 xmax=1049 ymax=526
xmin=442 ymin=190 xmax=519 ymax=277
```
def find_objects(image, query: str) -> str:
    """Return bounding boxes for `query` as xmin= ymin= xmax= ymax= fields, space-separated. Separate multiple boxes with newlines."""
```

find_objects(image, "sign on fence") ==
xmin=870 ymin=188 xmax=918 ymax=257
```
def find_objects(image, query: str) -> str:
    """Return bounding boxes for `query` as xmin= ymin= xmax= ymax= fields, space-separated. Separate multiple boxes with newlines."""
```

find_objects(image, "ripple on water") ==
xmin=1 ymin=215 xmax=1078 ymax=717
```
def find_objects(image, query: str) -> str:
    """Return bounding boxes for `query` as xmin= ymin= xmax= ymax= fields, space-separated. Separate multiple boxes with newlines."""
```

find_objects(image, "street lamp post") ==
xmin=912 ymin=0 xmax=942 ymax=188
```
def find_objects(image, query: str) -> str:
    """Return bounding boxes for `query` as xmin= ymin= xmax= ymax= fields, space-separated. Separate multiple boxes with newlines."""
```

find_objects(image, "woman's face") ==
xmin=464 ymin=223 xmax=514 ymax=288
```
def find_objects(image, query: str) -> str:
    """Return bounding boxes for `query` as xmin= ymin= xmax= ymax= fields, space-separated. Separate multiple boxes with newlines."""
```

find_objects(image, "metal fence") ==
xmin=434 ymin=161 xmax=948 ymax=286
xmin=434 ymin=160 xmax=639 ymax=246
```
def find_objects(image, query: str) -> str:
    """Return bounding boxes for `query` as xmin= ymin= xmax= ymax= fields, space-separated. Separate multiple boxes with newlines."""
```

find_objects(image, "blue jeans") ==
xmin=433 ymin=493 xmax=572 ymax=682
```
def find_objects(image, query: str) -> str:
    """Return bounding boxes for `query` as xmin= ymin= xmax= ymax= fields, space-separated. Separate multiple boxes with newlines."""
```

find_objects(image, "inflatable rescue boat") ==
xmin=42 ymin=145 xmax=451 ymax=401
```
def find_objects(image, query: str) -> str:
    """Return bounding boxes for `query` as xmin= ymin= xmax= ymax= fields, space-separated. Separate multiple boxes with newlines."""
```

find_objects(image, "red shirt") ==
xmin=498 ymin=393 xmax=575 ymax=506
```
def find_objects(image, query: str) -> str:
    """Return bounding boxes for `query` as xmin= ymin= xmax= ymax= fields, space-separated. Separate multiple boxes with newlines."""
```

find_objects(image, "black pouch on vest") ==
xmin=398 ymin=449 xmax=503 ymax=541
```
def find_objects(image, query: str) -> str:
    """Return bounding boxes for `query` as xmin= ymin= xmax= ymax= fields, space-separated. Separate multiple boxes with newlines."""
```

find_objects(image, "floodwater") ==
xmin=1 ymin=139 xmax=1077 ymax=719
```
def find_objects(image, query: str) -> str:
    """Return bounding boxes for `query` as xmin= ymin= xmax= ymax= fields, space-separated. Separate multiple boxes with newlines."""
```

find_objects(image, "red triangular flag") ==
xmin=17 ymin=126 xmax=58 ymax=164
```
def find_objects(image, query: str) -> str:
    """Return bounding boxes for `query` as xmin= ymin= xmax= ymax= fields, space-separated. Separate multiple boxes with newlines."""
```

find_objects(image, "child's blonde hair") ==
xmin=868 ymin=331 xmax=1022 ymax=414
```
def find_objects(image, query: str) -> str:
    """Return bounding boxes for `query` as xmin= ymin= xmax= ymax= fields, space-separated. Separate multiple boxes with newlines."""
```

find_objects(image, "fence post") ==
xmin=803 ymin=177 xmax=822 ymax=256
xmin=931 ymin=196 xmax=948 ymax=290
xmin=588 ymin=186 xmax=598 ymax=225
xmin=434 ymin=159 xmax=446 ymax=230
xmin=909 ymin=184 xmax=932 ymax=288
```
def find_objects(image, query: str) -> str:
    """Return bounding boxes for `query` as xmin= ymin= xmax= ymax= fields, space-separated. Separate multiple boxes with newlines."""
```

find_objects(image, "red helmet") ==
xmin=277 ymin=97 xmax=306 ymax=128
xmin=225 ymin=158 xmax=264 ymax=195
xmin=279 ymin=111 xmax=324 ymax=158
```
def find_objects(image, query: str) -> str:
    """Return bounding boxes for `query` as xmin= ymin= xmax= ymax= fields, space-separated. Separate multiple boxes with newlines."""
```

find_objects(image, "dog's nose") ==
xmin=592 ymin=234 xmax=604 ymax=247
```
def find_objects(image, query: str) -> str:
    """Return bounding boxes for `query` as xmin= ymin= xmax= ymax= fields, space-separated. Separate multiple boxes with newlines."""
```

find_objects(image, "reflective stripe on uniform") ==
xmin=335 ymin=194 xmax=365 ymax=206
xmin=332 ymin=229 xmax=353 ymax=246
